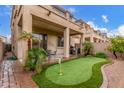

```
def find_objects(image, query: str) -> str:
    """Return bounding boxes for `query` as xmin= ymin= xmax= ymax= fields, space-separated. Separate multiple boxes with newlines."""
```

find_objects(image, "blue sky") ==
xmin=0 ymin=5 xmax=124 ymax=38
xmin=0 ymin=5 xmax=12 ymax=38
xmin=64 ymin=6 xmax=124 ymax=29
xmin=63 ymin=5 xmax=124 ymax=36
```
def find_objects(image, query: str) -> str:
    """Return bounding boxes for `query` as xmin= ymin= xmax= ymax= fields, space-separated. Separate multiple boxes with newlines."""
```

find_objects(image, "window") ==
xmin=32 ymin=34 xmax=47 ymax=50
xmin=12 ymin=46 xmax=14 ymax=50
xmin=58 ymin=36 xmax=64 ymax=47
xmin=85 ymin=37 xmax=90 ymax=42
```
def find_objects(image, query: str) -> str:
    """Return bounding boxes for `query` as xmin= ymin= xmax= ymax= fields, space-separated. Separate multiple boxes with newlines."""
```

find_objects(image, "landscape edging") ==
xmin=100 ymin=62 xmax=114 ymax=88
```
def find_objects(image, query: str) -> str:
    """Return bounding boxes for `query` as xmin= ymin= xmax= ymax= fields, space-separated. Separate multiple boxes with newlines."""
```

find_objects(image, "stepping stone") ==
xmin=3 ymin=82 xmax=9 ymax=87
xmin=0 ymin=80 xmax=2 ymax=87
xmin=9 ymin=83 xmax=17 ymax=88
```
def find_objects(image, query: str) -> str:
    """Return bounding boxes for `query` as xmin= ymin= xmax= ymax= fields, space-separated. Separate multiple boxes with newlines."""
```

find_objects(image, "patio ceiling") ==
xmin=32 ymin=15 xmax=82 ymax=36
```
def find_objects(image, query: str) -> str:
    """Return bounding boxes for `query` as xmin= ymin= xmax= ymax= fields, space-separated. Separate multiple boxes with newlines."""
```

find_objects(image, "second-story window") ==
xmin=58 ymin=36 xmax=64 ymax=47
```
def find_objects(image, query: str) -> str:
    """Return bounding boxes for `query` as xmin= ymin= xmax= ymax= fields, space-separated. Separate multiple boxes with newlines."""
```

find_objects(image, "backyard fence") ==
xmin=0 ymin=40 xmax=4 ymax=62
xmin=92 ymin=42 xmax=124 ymax=59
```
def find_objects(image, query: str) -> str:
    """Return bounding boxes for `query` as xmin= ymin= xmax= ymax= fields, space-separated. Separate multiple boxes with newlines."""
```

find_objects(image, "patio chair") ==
xmin=46 ymin=50 xmax=57 ymax=61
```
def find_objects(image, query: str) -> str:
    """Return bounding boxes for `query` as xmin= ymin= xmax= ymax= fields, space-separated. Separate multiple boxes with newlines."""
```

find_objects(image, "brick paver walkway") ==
xmin=104 ymin=59 xmax=124 ymax=88
xmin=0 ymin=60 xmax=19 ymax=88
xmin=0 ymin=60 xmax=38 ymax=88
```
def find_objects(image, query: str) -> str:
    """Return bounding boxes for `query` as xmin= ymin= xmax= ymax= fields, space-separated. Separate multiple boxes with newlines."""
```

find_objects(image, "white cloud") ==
xmin=87 ymin=21 xmax=124 ymax=38
xmin=107 ymin=25 xmax=124 ymax=37
xmin=107 ymin=31 xmax=118 ymax=37
xmin=67 ymin=7 xmax=76 ymax=14
xmin=102 ymin=15 xmax=109 ymax=23
xmin=6 ymin=34 xmax=11 ymax=44
xmin=87 ymin=21 xmax=96 ymax=28
xmin=117 ymin=25 xmax=124 ymax=36
xmin=87 ymin=21 xmax=108 ymax=33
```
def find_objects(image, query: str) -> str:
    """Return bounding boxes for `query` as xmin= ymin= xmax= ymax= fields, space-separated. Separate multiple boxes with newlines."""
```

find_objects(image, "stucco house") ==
xmin=11 ymin=5 xmax=108 ymax=63
xmin=0 ymin=35 xmax=7 ymax=62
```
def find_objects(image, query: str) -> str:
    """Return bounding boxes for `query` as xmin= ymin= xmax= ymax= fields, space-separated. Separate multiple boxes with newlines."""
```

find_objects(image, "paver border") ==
xmin=100 ymin=60 xmax=114 ymax=88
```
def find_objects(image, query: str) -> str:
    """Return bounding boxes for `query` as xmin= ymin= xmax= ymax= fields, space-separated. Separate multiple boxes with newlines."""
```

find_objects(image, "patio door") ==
xmin=32 ymin=34 xmax=47 ymax=50
xmin=42 ymin=34 xmax=47 ymax=50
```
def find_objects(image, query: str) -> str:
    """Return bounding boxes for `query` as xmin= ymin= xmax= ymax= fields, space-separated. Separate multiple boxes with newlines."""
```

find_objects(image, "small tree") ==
xmin=108 ymin=36 xmax=124 ymax=59
xmin=83 ymin=41 xmax=93 ymax=56
xmin=19 ymin=31 xmax=33 ymax=50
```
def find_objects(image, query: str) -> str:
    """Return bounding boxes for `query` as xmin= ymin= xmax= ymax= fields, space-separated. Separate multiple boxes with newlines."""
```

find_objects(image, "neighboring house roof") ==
xmin=0 ymin=35 xmax=7 ymax=43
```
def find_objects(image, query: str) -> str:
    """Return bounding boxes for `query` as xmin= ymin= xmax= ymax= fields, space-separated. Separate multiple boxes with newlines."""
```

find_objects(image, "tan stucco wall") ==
xmin=70 ymin=36 xmax=80 ymax=46
xmin=47 ymin=34 xmax=57 ymax=51
xmin=83 ymin=33 xmax=108 ymax=43
xmin=56 ymin=47 xmax=64 ymax=57
xmin=28 ymin=5 xmax=82 ymax=33
xmin=47 ymin=34 xmax=64 ymax=57
xmin=11 ymin=5 xmax=109 ymax=61
xmin=93 ymin=42 xmax=110 ymax=55
xmin=0 ymin=40 xmax=4 ymax=61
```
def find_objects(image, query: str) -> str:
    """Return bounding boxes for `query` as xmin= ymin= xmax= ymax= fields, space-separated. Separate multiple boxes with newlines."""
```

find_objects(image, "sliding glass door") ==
xmin=32 ymin=33 xmax=47 ymax=50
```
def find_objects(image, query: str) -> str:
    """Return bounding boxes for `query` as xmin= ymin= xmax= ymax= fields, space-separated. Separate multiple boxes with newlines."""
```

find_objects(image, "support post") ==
xmin=64 ymin=27 xmax=70 ymax=58
xmin=21 ymin=7 xmax=32 ymax=64
xmin=80 ymin=34 xmax=83 ymax=55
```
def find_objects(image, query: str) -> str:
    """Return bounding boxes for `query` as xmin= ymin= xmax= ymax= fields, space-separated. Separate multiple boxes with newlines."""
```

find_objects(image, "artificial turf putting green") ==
xmin=33 ymin=56 xmax=110 ymax=88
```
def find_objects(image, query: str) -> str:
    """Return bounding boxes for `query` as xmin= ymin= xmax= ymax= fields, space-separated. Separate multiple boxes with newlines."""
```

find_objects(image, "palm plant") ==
xmin=19 ymin=31 xmax=33 ymax=50
xmin=19 ymin=32 xmax=48 ymax=73
xmin=25 ymin=47 xmax=48 ymax=73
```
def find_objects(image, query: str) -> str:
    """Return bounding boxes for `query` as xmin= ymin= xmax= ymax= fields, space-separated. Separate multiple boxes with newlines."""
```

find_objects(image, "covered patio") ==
xmin=31 ymin=15 xmax=83 ymax=60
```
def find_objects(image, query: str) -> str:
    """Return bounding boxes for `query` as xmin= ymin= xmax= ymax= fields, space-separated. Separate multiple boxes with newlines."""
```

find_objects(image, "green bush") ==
xmin=24 ymin=60 xmax=36 ymax=71
xmin=7 ymin=55 xmax=17 ymax=60
xmin=83 ymin=41 xmax=93 ymax=56
xmin=24 ymin=47 xmax=47 ymax=73
xmin=95 ymin=52 xmax=107 ymax=58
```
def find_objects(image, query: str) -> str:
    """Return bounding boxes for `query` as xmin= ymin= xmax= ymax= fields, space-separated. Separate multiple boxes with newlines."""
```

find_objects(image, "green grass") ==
xmin=32 ymin=56 xmax=110 ymax=88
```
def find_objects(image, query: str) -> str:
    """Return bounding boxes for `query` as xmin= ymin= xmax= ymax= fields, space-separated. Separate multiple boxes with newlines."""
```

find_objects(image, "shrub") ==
xmin=24 ymin=47 xmax=47 ymax=73
xmin=24 ymin=60 xmax=36 ymax=71
xmin=7 ymin=55 xmax=17 ymax=60
xmin=83 ymin=41 xmax=93 ymax=56
xmin=95 ymin=52 xmax=107 ymax=58
xmin=108 ymin=36 xmax=124 ymax=59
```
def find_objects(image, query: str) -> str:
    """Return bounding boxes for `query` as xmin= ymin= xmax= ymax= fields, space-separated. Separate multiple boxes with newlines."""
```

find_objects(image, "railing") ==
xmin=51 ymin=5 xmax=66 ymax=18
xmin=38 ymin=5 xmax=82 ymax=28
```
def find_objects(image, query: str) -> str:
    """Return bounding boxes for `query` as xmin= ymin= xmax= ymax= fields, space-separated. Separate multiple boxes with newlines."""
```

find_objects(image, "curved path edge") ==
xmin=100 ymin=62 xmax=113 ymax=88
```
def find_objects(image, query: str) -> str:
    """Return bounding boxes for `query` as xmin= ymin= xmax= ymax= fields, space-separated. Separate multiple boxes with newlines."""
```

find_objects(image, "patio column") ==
xmin=22 ymin=8 xmax=32 ymax=63
xmin=96 ymin=38 xmax=99 ymax=43
xmin=64 ymin=27 xmax=70 ymax=58
xmin=80 ymin=34 xmax=83 ymax=55
xmin=99 ymin=39 xmax=101 ymax=43
xmin=90 ymin=36 xmax=94 ymax=43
